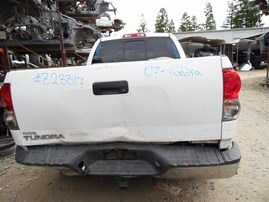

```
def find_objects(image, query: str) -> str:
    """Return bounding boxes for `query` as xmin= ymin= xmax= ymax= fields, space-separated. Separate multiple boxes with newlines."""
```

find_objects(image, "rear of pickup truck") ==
xmin=0 ymin=33 xmax=241 ymax=180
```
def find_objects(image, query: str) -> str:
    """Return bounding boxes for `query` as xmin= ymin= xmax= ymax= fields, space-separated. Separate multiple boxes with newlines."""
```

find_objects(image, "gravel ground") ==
xmin=0 ymin=69 xmax=268 ymax=202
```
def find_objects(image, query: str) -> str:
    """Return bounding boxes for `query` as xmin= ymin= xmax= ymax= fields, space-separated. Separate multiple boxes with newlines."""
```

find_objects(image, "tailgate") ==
xmin=9 ymin=56 xmax=223 ymax=146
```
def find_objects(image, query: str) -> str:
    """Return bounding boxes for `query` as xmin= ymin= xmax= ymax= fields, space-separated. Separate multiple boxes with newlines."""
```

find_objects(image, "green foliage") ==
xmin=178 ymin=13 xmax=203 ymax=32
xmin=178 ymin=2 xmax=216 ymax=32
xmin=178 ymin=12 xmax=195 ymax=32
xmin=155 ymin=8 xmax=176 ymax=33
xmin=204 ymin=2 xmax=216 ymax=30
xmin=137 ymin=14 xmax=150 ymax=33
xmin=155 ymin=8 xmax=169 ymax=33
xmin=191 ymin=16 xmax=200 ymax=31
xmin=153 ymin=0 xmax=262 ymax=33
xmin=222 ymin=1 xmax=238 ymax=29
xmin=167 ymin=20 xmax=176 ymax=33
xmin=223 ymin=0 xmax=262 ymax=29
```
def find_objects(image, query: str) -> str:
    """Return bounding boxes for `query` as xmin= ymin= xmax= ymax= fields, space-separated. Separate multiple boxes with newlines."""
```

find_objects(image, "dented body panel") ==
xmin=8 ymin=56 xmax=223 ymax=146
xmin=2 ymin=33 xmax=241 ymax=179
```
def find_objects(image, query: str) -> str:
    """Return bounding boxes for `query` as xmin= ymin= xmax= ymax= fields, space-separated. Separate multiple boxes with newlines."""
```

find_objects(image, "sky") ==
xmin=109 ymin=0 xmax=269 ymax=33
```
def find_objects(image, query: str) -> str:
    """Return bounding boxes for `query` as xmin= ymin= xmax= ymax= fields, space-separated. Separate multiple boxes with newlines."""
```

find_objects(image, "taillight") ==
xmin=0 ymin=83 xmax=19 ymax=130
xmin=223 ymin=68 xmax=241 ymax=100
xmin=223 ymin=68 xmax=241 ymax=121
xmin=0 ymin=83 xmax=13 ymax=111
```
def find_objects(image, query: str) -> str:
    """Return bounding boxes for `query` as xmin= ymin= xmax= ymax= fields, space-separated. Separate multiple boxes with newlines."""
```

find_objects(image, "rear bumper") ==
xmin=15 ymin=142 xmax=241 ymax=179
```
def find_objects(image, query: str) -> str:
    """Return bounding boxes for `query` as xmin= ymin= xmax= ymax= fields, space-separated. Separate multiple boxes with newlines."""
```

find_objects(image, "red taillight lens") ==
xmin=223 ymin=68 xmax=241 ymax=100
xmin=0 ymin=83 xmax=13 ymax=111
xmin=0 ymin=83 xmax=19 ymax=130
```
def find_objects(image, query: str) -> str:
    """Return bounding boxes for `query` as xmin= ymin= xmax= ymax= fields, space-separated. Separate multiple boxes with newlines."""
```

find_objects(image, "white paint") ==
xmin=8 ymin=56 xmax=225 ymax=146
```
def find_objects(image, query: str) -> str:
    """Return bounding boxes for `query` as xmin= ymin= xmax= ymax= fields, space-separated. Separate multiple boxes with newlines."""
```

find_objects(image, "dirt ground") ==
xmin=0 ymin=69 xmax=268 ymax=202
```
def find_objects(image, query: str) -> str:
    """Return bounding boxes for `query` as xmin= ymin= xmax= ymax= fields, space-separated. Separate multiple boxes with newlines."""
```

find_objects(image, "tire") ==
xmin=0 ymin=138 xmax=16 ymax=158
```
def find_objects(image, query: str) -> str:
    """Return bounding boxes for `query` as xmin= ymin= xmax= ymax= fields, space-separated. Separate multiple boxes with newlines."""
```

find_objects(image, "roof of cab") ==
xmin=100 ymin=32 xmax=172 ymax=42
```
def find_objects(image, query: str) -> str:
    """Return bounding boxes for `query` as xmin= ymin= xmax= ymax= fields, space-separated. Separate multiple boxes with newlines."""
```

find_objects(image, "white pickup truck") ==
xmin=0 ymin=33 xmax=241 ymax=180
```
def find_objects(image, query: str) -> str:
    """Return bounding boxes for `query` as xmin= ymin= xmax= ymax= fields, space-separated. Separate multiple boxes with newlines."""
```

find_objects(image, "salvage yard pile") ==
xmin=0 ymin=69 xmax=268 ymax=202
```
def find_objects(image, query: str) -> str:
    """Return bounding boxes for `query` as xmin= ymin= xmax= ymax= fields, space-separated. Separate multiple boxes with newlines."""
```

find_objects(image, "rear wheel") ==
xmin=0 ymin=137 xmax=15 ymax=157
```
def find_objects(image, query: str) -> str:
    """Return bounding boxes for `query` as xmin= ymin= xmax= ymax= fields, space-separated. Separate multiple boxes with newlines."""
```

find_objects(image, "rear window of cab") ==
xmin=92 ymin=37 xmax=180 ymax=64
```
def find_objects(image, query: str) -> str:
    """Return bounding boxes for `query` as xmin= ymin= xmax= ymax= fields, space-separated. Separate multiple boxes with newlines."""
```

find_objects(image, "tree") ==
xmin=178 ymin=12 xmax=194 ymax=32
xmin=237 ymin=0 xmax=262 ymax=28
xmin=204 ymin=2 xmax=216 ymax=30
xmin=191 ymin=16 xmax=200 ymax=31
xmin=137 ymin=14 xmax=150 ymax=33
xmin=178 ymin=12 xmax=202 ymax=32
xmin=223 ymin=0 xmax=262 ymax=29
xmin=155 ymin=8 xmax=169 ymax=32
xmin=167 ymin=20 xmax=176 ymax=33
xmin=222 ymin=1 xmax=238 ymax=29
